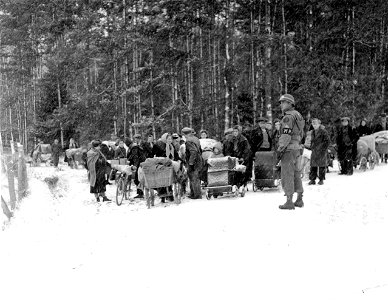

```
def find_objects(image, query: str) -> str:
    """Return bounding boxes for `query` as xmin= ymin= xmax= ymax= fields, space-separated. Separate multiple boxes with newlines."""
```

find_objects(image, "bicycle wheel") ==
xmin=124 ymin=178 xmax=131 ymax=200
xmin=116 ymin=177 xmax=124 ymax=206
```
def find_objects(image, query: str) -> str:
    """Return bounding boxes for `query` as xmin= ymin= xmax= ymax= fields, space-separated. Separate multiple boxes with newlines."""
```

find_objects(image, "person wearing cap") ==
xmin=86 ymin=140 xmax=111 ymax=202
xmin=277 ymin=93 xmax=305 ymax=210
xmin=373 ymin=113 xmax=387 ymax=133
xmin=127 ymin=133 xmax=147 ymax=198
xmin=182 ymin=127 xmax=203 ymax=199
xmin=336 ymin=117 xmax=358 ymax=175
xmin=171 ymin=133 xmax=182 ymax=153
xmin=307 ymin=118 xmax=330 ymax=185
xmin=231 ymin=125 xmax=252 ymax=192
xmin=258 ymin=117 xmax=272 ymax=151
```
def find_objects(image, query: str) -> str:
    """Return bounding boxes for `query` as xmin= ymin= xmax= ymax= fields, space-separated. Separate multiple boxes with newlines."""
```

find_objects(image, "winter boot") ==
xmin=294 ymin=193 xmax=304 ymax=208
xmin=308 ymin=180 xmax=316 ymax=185
xmin=318 ymin=180 xmax=324 ymax=185
xmin=134 ymin=189 xmax=144 ymax=199
xmin=279 ymin=195 xmax=295 ymax=210
xmin=102 ymin=196 xmax=111 ymax=202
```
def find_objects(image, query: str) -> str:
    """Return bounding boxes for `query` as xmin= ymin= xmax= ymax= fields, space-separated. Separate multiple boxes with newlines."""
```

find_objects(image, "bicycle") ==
xmin=115 ymin=171 xmax=131 ymax=206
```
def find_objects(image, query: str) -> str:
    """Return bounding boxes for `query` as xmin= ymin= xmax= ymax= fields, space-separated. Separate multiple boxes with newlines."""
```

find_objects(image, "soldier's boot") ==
xmin=294 ymin=193 xmax=304 ymax=208
xmin=279 ymin=195 xmax=295 ymax=210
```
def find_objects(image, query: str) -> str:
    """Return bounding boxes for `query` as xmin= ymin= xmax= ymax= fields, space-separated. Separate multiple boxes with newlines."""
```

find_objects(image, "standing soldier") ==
xmin=277 ymin=94 xmax=305 ymax=210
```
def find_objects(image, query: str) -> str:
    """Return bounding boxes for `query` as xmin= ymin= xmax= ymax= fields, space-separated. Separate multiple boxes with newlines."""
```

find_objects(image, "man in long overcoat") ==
xmin=336 ymin=117 xmax=358 ymax=175
xmin=182 ymin=127 xmax=203 ymax=199
xmin=307 ymin=118 xmax=330 ymax=185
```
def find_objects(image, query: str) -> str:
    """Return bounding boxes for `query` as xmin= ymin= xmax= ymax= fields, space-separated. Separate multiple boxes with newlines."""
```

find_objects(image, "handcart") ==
xmin=252 ymin=151 xmax=280 ymax=191
xmin=205 ymin=156 xmax=245 ymax=200
xmin=140 ymin=159 xmax=182 ymax=209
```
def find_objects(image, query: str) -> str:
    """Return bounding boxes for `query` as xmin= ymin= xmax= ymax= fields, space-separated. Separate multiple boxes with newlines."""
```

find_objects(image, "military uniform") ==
xmin=278 ymin=108 xmax=305 ymax=195
xmin=277 ymin=94 xmax=305 ymax=209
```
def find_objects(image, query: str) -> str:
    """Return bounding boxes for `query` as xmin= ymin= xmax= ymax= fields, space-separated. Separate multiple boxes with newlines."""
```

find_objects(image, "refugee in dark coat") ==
xmin=307 ymin=118 xmax=330 ymax=185
xmin=242 ymin=122 xmax=262 ymax=155
xmin=257 ymin=117 xmax=272 ymax=151
xmin=86 ymin=140 xmax=111 ymax=202
xmin=51 ymin=139 xmax=62 ymax=167
xmin=142 ymin=134 xmax=155 ymax=158
xmin=114 ymin=140 xmax=127 ymax=159
xmin=182 ymin=127 xmax=203 ymax=199
xmin=373 ymin=114 xmax=387 ymax=133
xmin=231 ymin=125 xmax=252 ymax=190
xmin=357 ymin=119 xmax=371 ymax=137
xmin=336 ymin=117 xmax=358 ymax=175
xmin=222 ymin=128 xmax=234 ymax=156
xmin=127 ymin=134 xmax=147 ymax=198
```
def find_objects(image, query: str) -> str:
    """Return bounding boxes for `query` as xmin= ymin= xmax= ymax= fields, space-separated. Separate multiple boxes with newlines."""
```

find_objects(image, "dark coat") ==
xmin=222 ymin=134 xmax=234 ymax=156
xmin=114 ymin=146 xmax=127 ymax=159
xmin=231 ymin=134 xmax=252 ymax=165
xmin=185 ymin=135 xmax=203 ymax=170
xmin=142 ymin=141 xmax=154 ymax=158
xmin=242 ymin=128 xmax=262 ymax=154
xmin=373 ymin=123 xmax=388 ymax=133
xmin=310 ymin=126 xmax=330 ymax=167
xmin=51 ymin=143 xmax=62 ymax=156
xmin=152 ymin=140 xmax=179 ymax=161
xmin=336 ymin=125 xmax=358 ymax=161
xmin=357 ymin=123 xmax=371 ymax=137
xmin=127 ymin=144 xmax=146 ymax=167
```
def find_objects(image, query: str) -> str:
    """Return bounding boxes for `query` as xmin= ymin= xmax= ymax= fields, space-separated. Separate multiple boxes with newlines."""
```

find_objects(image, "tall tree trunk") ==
xmin=57 ymin=80 xmax=64 ymax=147
xmin=264 ymin=0 xmax=273 ymax=122
xmin=282 ymin=0 xmax=288 ymax=94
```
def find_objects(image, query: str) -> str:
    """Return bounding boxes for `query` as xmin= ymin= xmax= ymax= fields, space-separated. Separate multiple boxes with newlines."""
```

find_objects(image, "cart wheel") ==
xmin=240 ymin=186 xmax=246 ymax=197
xmin=233 ymin=185 xmax=239 ymax=197
xmin=205 ymin=190 xmax=211 ymax=200
xmin=252 ymin=182 xmax=257 ymax=192
xmin=116 ymin=178 xmax=124 ymax=206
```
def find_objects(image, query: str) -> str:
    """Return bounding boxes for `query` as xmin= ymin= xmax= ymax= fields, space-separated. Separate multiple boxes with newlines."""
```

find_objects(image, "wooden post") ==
xmin=17 ymin=143 xmax=27 ymax=201
xmin=1 ymin=196 xmax=13 ymax=220
xmin=6 ymin=156 xmax=17 ymax=210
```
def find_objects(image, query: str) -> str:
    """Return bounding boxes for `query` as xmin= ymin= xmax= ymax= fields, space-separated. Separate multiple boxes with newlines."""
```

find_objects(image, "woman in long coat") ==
xmin=308 ymin=119 xmax=330 ymax=185
xmin=86 ymin=140 xmax=111 ymax=202
xmin=336 ymin=117 xmax=358 ymax=175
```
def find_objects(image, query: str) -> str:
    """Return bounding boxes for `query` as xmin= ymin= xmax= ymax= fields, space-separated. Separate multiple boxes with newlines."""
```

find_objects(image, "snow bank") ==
xmin=0 ymin=161 xmax=387 ymax=300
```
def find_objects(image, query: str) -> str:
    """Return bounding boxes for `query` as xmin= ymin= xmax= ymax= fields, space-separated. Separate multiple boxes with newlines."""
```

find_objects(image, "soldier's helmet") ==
xmin=279 ymin=94 xmax=295 ymax=105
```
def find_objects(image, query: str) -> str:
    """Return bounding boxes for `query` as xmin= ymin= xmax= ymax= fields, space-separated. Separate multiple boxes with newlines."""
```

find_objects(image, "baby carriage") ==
xmin=252 ymin=151 xmax=280 ymax=191
xmin=205 ymin=156 xmax=245 ymax=199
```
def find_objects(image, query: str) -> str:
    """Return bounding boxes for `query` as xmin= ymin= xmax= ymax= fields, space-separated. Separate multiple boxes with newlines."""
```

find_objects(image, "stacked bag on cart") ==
xmin=207 ymin=156 xmax=237 ymax=187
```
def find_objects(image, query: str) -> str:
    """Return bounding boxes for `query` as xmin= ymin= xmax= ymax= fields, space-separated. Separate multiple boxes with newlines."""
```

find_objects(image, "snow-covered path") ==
xmin=1 ymin=162 xmax=388 ymax=300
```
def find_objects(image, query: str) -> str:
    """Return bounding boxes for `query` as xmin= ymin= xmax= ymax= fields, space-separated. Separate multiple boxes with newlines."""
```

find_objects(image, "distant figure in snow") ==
xmin=336 ymin=117 xmax=358 ymax=175
xmin=357 ymin=118 xmax=371 ymax=137
xmin=51 ymin=139 xmax=62 ymax=167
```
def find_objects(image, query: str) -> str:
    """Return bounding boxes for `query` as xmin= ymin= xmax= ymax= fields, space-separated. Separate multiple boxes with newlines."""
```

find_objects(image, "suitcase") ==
xmin=254 ymin=151 xmax=279 ymax=190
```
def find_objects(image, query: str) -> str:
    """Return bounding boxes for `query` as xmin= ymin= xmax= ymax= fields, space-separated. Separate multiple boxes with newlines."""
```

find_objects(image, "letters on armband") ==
xmin=282 ymin=128 xmax=292 ymax=135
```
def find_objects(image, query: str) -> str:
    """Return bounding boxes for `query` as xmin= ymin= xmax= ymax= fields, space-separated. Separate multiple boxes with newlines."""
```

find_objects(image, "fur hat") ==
xmin=181 ymin=127 xmax=193 ymax=135
xmin=91 ymin=139 xmax=102 ymax=147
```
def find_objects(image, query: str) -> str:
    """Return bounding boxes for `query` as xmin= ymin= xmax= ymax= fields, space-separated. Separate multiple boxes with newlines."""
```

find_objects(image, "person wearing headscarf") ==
xmin=86 ymin=140 xmax=111 ymax=202
xmin=357 ymin=119 xmax=371 ymax=137
xmin=152 ymin=133 xmax=180 ymax=202
xmin=153 ymin=133 xmax=179 ymax=160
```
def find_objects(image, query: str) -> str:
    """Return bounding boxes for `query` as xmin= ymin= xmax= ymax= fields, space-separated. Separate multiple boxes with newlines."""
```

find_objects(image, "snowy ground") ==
xmin=1 ymin=160 xmax=388 ymax=300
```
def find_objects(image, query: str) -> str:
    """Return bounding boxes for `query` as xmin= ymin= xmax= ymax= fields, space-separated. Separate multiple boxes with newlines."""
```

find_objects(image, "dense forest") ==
xmin=1 ymin=0 xmax=388 ymax=150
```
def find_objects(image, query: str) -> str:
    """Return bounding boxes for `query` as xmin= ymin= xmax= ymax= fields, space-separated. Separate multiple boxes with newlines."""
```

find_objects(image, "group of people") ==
xmin=33 ymin=93 xmax=387 ymax=209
